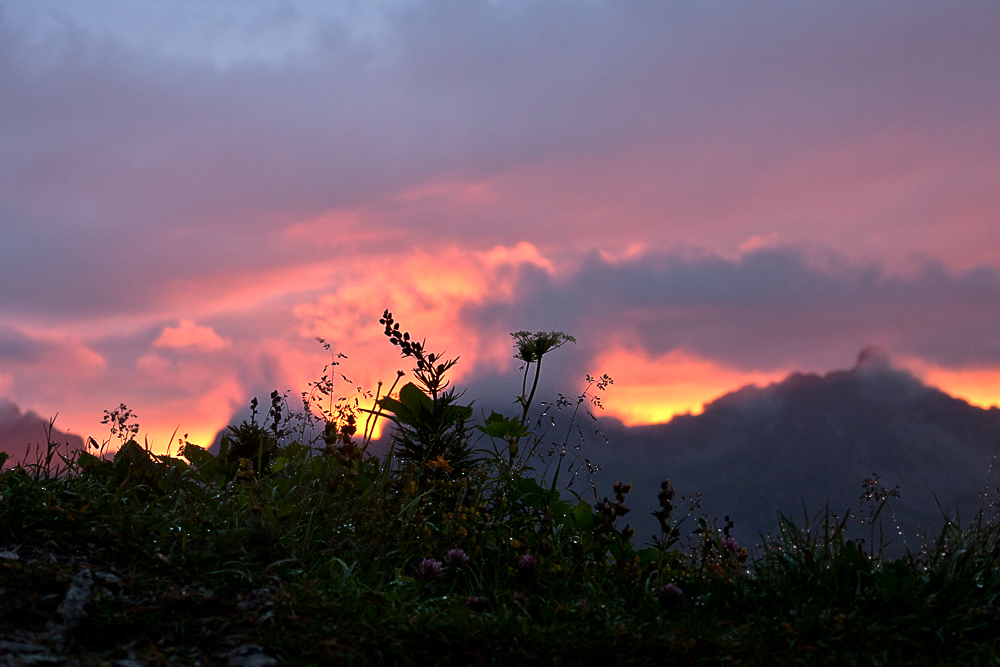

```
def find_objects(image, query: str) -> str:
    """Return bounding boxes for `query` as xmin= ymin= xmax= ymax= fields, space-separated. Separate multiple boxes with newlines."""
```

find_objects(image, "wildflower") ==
xmin=465 ymin=596 xmax=490 ymax=612
xmin=721 ymin=536 xmax=739 ymax=556
xmin=658 ymin=583 xmax=683 ymax=604
xmin=416 ymin=558 xmax=444 ymax=583
xmin=511 ymin=591 xmax=526 ymax=603
xmin=519 ymin=554 xmax=538 ymax=572
xmin=445 ymin=548 xmax=470 ymax=568
xmin=512 ymin=331 xmax=575 ymax=363
xmin=426 ymin=456 xmax=454 ymax=473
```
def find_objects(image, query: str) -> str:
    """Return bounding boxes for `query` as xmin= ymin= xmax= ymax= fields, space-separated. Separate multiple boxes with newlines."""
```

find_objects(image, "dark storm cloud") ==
xmin=463 ymin=248 xmax=1000 ymax=374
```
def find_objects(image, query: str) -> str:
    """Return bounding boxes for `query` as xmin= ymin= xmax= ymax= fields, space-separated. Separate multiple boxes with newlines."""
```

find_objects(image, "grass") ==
xmin=2 ymin=312 xmax=1000 ymax=665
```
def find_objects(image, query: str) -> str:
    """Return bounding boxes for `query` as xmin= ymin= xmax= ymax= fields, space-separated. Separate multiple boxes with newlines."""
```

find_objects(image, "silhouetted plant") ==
xmin=214 ymin=391 xmax=287 ymax=478
xmin=377 ymin=310 xmax=475 ymax=475
xmin=856 ymin=472 xmax=903 ymax=558
xmin=5 ymin=309 xmax=1000 ymax=665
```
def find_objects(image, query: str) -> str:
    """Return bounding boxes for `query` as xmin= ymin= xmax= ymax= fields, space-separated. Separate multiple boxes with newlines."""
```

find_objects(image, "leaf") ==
xmin=277 ymin=501 xmax=298 ymax=519
xmin=113 ymin=440 xmax=154 ymax=474
xmin=636 ymin=548 xmax=662 ymax=565
xmin=180 ymin=443 xmax=230 ymax=483
xmin=158 ymin=455 xmax=190 ymax=471
xmin=180 ymin=443 xmax=217 ymax=469
xmin=398 ymin=382 xmax=433 ymax=413
xmin=377 ymin=383 xmax=433 ymax=427
xmin=442 ymin=404 xmax=474 ymax=426
xmin=573 ymin=500 xmax=595 ymax=531
xmin=516 ymin=477 xmax=552 ymax=510
xmin=551 ymin=500 xmax=574 ymax=524
xmin=476 ymin=411 xmax=530 ymax=440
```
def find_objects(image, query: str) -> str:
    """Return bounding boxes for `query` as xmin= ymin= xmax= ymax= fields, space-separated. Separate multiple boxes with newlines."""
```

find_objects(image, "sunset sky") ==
xmin=2 ymin=1 xmax=999 ymax=451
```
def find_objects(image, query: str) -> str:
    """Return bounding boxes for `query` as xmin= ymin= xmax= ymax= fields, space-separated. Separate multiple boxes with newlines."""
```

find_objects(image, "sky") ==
xmin=1 ymin=0 xmax=999 ymax=452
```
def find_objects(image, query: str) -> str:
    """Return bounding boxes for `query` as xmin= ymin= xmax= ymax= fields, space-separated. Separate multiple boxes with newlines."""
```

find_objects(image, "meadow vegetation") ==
xmin=1 ymin=310 xmax=1000 ymax=665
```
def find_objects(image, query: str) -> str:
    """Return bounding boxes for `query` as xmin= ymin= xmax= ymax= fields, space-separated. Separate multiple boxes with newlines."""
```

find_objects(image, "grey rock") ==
xmin=53 ymin=569 xmax=93 ymax=630
xmin=0 ymin=640 xmax=46 ymax=653
xmin=227 ymin=645 xmax=278 ymax=667
xmin=94 ymin=571 xmax=121 ymax=585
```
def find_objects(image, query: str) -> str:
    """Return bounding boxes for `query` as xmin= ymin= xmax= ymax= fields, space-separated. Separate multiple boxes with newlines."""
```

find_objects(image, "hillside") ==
xmin=592 ymin=349 xmax=1000 ymax=550
xmin=0 ymin=400 xmax=85 ymax=468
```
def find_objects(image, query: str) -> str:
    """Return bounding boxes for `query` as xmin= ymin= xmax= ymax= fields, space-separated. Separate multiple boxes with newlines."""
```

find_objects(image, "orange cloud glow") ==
xmin=902 ymin=358 xmax=1000 ymax=411
xmin=295 ymin=242 xmax=555 ymax=388
xmin=592 ymin=345 xmax=790 ymax=426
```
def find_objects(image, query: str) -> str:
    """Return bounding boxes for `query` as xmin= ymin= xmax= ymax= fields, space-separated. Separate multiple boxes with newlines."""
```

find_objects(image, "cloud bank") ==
xmin=0 ymin=2 xmax=998 ymax=445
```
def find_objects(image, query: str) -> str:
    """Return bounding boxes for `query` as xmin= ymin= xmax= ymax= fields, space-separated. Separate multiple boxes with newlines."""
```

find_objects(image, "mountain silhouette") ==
xmin=0 ymin=399 xmax=85 ymax=469
xmin=588 ymin=350 xmax=1000 ymax=552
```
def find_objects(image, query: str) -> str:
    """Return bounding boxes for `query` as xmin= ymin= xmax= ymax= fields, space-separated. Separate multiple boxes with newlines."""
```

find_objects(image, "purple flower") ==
xmin=511 ymin=591 xmax=526 ymax=603
xmin=465 ymin=596 xmax=490 ymax=612
xmin=721 ymin=536 xmax=739 ymax=555
xmin=519 ymin=554 xmax=538 ymax=572
xmin=658 ymin=583 xmax=684 ymax=604
xmin=416 ymin=558 xmax=444 ymax=582
xmin=445 ymin=548 xmax=470 ymax=568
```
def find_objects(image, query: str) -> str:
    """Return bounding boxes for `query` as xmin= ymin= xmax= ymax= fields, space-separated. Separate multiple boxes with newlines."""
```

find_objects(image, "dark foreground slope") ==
xmin=593 ymin=352 xmax=1000 ymax=550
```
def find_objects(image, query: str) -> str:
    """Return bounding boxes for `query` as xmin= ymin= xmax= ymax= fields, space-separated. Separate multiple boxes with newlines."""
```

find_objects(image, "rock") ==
xmin=53 ymin=570 xmax=93 ymax=629
xmin=47 ymin=569 xmax=93 ymax=649
xmin=227 ymin=645 xmax=278 ymax=667
xmin=0 ymin=638 xmax=70 ymax=666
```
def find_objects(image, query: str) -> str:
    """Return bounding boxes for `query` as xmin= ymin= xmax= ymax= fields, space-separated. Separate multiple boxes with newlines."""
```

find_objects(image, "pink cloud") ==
xmin=153 ymin=320 xmax=230 ymax=351
xmin=1 ymin=2 xmax=999 ymax=453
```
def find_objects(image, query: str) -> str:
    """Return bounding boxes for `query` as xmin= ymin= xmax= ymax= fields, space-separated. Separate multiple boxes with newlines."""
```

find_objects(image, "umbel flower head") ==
xmin=511 ymin=331 xmax=576 ymax=363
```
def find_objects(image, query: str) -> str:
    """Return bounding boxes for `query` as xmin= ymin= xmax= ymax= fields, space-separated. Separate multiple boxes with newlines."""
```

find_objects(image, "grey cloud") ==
xmin=0 ymin=326 xmax=96 ymax=366
xmin=1 ymin=1 xmax=999 ymax=324
xmin=2 ymin=1 xmax=998 ymax=224
xmin=462 ymin=248 xmax=1000 ymax=373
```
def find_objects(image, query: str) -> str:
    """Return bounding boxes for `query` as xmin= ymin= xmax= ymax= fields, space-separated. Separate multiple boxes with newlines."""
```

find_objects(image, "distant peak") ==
xmin=855 ymin=345 xmax=891 ymax=370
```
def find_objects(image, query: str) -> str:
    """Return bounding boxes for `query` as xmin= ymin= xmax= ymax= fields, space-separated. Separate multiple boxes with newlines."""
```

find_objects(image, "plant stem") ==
xmin=521 ymin=358 xmax=542 ymax=425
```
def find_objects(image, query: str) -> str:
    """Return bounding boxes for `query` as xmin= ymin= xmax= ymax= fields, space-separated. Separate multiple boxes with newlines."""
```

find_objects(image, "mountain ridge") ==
xmin=589 ymin=353 xmax=1000 ymax=551
xmin=0 ymin=399 xmax=85 ymax=468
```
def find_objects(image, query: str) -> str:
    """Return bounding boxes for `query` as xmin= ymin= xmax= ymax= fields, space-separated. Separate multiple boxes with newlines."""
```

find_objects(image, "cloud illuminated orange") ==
xmin=901 ymin=357 xmax=1000 ymax=411
xmin=592 ymin=345 xmax=790 ymax=426
xmin=294 ymin=242 xmax=555 ymax=390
